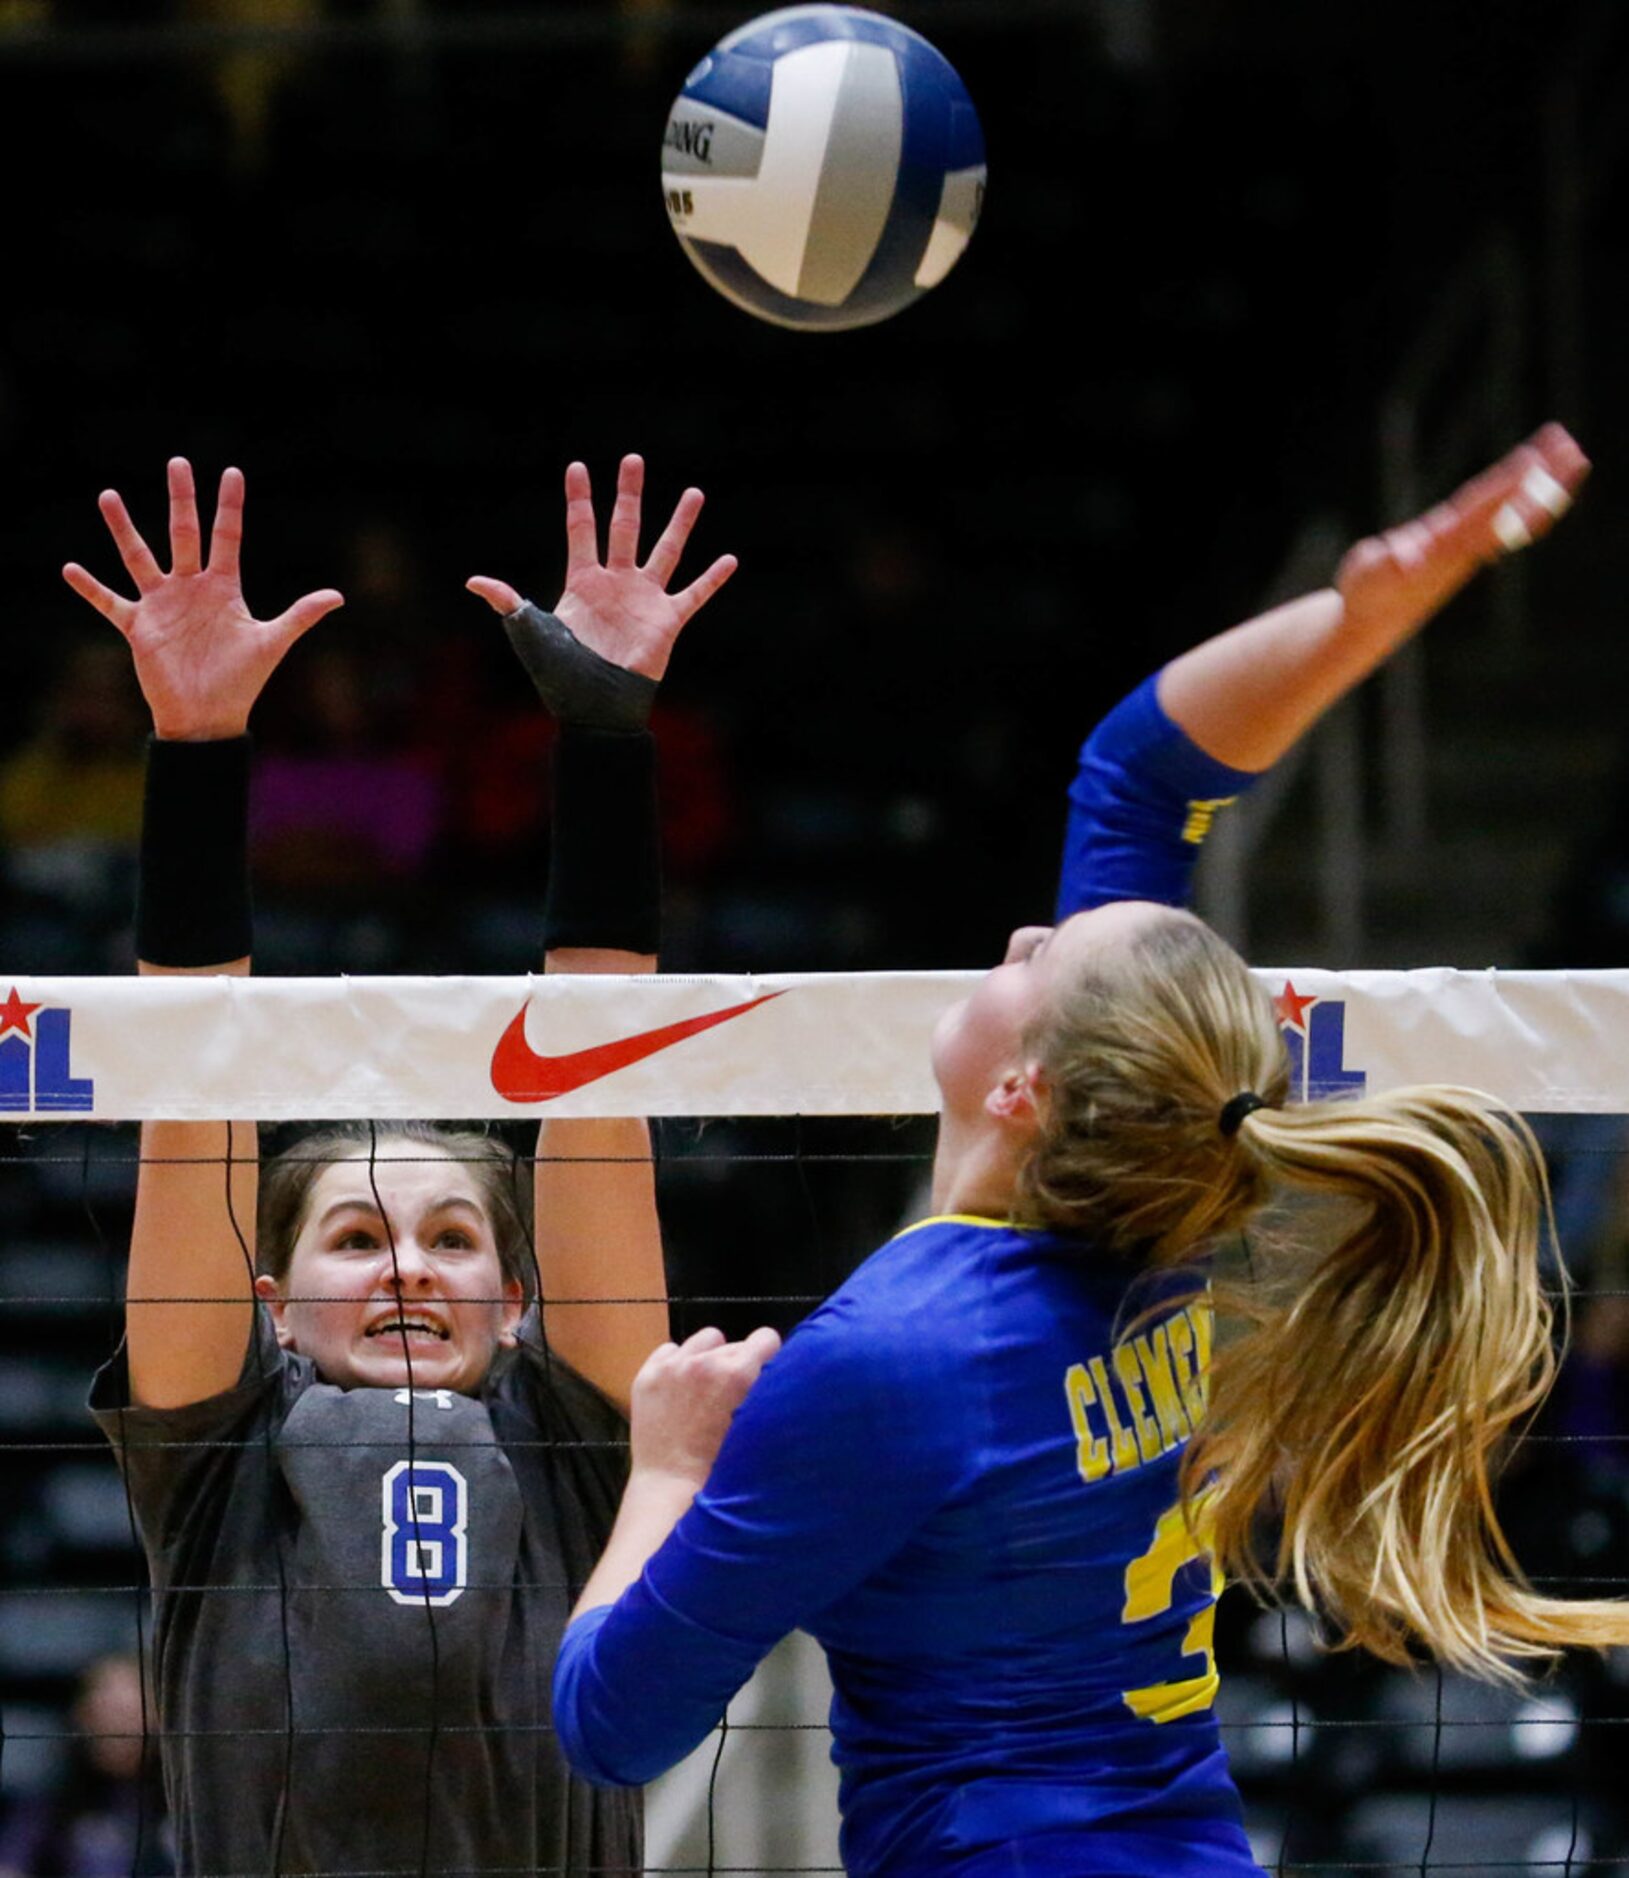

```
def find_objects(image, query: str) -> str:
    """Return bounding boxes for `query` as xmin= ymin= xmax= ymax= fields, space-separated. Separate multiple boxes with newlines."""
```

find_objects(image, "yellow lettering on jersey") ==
xmin=1066 ymin=1303 xmax=1212 ymax=1482
xmin=1166 ymin=1311 xmax=1205 ymax=1430
xmin=1063 ymin=1363 xmax=1111 ymax=1483
xmin=1180 ymin=796 xmax=1237 ymax=846
xmin=1123 ymin=1498 xmax=1205 ymax=1622
xmin=1135 ymin=1326 xmax=1192 ymax=1450
xmin=1087 ymin=1355 xmax=1140 ymax=1474
xmin=1188 ymin=1299 xmax=1213 ymax=1416
xmin=1122 ymin=1600 xmax=1221 ymax=1723
xmin=1121 ymin=1493 xmax=1223 ymax=1724
xmin=1112 ymin=1343 xmax=1164 ymax=1466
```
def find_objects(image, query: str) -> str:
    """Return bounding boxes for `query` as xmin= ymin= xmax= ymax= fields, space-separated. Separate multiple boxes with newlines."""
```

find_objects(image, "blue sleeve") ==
xmin=1056 ymin=673 xmax=1261 ymax=920
xmin=551 ymin=1300 xmax=969 ymax=1787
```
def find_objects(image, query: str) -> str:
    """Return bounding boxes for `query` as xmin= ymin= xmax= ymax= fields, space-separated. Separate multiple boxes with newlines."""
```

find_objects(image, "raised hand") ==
xmin=628 ymin=1324 xmax=782 ymax=1492
xmin=63 ymin=457 xmax=344 ymax=741
xmin=467 ymin=453 xmax=737 ymax=680
xmin=1338 ymin=423 xmax=1589 ymax=638
xmin=1155 ymin=422 xmax=1591 ymax=772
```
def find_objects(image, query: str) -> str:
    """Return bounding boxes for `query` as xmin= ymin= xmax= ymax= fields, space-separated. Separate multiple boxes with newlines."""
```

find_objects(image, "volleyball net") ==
xmin=9 ymin=964 xmax=1629 ymax=1119
xmin=3 ymin=968 xmax=1629 ymax=1875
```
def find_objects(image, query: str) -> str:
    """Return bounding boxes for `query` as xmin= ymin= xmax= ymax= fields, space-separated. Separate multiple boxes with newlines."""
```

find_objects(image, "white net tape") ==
xmin=1 ymin=967 xmax=1628 ymax=1119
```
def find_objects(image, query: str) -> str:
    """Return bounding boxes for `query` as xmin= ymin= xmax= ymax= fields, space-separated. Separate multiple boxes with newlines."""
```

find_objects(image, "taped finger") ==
xmin=1493 ymin=502 xmax=1532 ymax=554
xmin=1520 ymin=462 xmax=1572 ymax=519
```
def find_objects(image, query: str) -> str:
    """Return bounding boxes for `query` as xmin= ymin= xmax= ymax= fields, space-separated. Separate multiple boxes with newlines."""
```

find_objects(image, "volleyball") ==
xmin=661 ymin=5 xmax=986 ymax=332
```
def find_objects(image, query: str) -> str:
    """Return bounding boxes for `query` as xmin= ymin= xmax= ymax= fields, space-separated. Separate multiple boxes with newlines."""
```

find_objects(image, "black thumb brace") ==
xmin=504 ymin=601 xmax=658 ymax=730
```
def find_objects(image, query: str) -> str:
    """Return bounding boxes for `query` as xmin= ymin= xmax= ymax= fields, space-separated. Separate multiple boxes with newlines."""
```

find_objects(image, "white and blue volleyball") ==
xmin=662 ymin=6 xmax=986 ymax=331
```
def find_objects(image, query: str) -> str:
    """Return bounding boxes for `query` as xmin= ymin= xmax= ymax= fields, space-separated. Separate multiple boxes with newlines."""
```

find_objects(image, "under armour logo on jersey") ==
xmin=394 ymin=1388 xmax=457 ymax=1410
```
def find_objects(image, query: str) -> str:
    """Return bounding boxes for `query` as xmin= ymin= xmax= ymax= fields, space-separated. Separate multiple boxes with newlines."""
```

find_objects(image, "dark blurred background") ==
xmin=1 ymin=0 xmax=1625 ymax=984
xmin=3 ymin=0 xmax=1629 ymax=1872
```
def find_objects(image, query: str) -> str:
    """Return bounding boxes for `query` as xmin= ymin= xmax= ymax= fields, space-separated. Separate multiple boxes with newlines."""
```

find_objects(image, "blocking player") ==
xmin=71 ymin=452 xmax=730 ymax=1878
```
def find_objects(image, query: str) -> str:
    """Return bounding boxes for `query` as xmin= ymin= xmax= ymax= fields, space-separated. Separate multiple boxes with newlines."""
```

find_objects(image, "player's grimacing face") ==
xmin=262 ymin=1145 xmax=525 ymax=1394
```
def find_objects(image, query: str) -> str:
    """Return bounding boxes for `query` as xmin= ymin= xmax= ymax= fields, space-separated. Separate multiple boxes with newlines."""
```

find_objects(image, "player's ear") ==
xmin=254 ymin=1272 xmax=297 ymax=1347
xmin=498 ymin=1277 xmax=526 ymax=1348
xmin=985 ymin=1063 xmax=1045 ymax=1132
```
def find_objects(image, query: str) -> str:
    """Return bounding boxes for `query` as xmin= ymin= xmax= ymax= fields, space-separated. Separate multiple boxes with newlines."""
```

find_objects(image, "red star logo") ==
xmin=1272 ymin=980 xmax=1318 ymax=1033
xmin=0 ymin=987 xmax=41 ymax=1039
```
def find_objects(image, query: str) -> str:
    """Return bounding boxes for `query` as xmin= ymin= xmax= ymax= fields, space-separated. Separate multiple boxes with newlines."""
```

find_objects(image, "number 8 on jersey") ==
xmin=382 ymin=1460 xmax=469 ymax=1606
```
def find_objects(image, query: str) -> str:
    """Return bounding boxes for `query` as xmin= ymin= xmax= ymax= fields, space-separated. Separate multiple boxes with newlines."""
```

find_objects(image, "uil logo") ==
xmin=1273 ymin=982 xmax=1366 ymax=1102
xmin=0 ymin=988 xmax=94 ymax=1113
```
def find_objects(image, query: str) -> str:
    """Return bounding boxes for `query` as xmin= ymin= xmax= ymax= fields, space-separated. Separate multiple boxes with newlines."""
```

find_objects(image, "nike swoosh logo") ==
xmin=490 ymin=992 xmax=784 ymax=1103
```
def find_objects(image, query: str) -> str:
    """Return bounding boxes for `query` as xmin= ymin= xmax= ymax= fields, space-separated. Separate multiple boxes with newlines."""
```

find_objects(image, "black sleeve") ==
xmin=487 ymin=1319 xmax=630 ymax=1587
xmin=136 ymin=735 xmax=254 ymax=967
xmin=89 ymin=1308 xmax=305 ymax=1584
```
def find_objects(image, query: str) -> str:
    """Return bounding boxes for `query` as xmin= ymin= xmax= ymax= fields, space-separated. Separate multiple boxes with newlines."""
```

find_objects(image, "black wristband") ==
xmin=135 ymin=736 xmax=253 ymax=967
xmin=504 ymin=601 xmax=658 ymax=730
xmin=543 ymin=725 xmax=660 ymax=956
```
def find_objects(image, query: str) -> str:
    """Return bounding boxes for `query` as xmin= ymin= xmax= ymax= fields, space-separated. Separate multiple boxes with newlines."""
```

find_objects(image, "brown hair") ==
xmin=1018 ymin=905 xmax=1629 ymax=1681
xmin=256 ymin=1120 xmax=536 ymax=1309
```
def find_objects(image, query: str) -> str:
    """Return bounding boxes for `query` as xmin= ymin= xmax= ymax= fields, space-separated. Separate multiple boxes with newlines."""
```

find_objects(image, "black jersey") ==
xmin=93 ymin=1311 xmax=639 ymax=1878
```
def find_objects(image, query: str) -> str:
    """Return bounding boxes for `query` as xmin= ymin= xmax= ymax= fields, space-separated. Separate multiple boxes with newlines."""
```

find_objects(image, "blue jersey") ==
xmin=1055 ymin=674 xmax=1257 ymax=920
xmin=556 ymin=1219 xmax=1258 ymax=1874
xmin=555 ymin=670 xmax=1267 ymax=1875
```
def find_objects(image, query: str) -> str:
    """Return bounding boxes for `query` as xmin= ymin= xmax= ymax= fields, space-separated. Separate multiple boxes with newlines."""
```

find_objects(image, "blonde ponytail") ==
xmin=1020 ymin=905 xmax=1629 ymax=1681
xmin=1205 ymin=1087 xmax=1629 ymax=1679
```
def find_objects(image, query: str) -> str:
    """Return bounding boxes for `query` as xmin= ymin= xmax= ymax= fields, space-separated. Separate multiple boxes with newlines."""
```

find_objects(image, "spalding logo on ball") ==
xmin=662 ymin=5 xmax=986 ymax=331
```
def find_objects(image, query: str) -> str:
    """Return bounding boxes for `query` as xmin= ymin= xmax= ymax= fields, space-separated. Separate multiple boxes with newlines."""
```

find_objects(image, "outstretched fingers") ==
xmin=465 ymin=575 xmax=525 ymax=616
xmin=672 ymin=552 xmax=739 ymax=626
xmin=1490 ymin=424 xmax=1589 ymax=552
xmin=207 ymin=466 xmax=246 ymax=580
xmin=1534 ymin=419 xmax=1591 ymax=487
xmin=1338 ymin=422 xmax=1589 ymax=636
xmin=168 ymin=456 xmax=202 ymax=577
xmin=1446 ymin=424 xmax=1590 ymax=563
xmin=98 ymin=487 xmax=164 ymax=595
xmin=562 ymin=460 xmax=599 ymax=577
xmin=268 ymin=587 xmax=345 ymax=653
xmin=642 ymin=486 xmax=706 ymax=588
xmin=605 ymin=453 xmax=645 ymax=569
xmin=61 ymin=562 xmax=134 ymax=635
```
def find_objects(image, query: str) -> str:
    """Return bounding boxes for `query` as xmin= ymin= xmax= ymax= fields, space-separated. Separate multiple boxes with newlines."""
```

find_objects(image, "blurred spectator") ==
xmin=182 ymin=0 xmax=323 ymax=171
xmin=1521 ymin=1093 xmax=1629 ymax=1485
xmin=251 ymin=519 xmax=441 ymax=910
xmin=1561 ymin=1286 xmax=1629 ymax=1477
xmin=251 ymin=637 xmax=445 ymax=969
xmin=254 ymin=641 xmax=442 ymax=896
xmin=0 ymin=640 xmax=144 ymax=856
xmin=436 ymin=695 xmax=732 ymax=972
xmin=617 ymin=0 xmax=676 ymax=80
xmin=0 ymin=640 xmax=145 ymax=967
xmin=1550 ymin=1134 xmax=1629 ymax=1485
xmin=0 ymin=1653 xmax=171 ymax=1877
xmin=446 ymin=700 xmax=728 ymax=877
xmin=0 ymin=2 xmax=51 ymax=38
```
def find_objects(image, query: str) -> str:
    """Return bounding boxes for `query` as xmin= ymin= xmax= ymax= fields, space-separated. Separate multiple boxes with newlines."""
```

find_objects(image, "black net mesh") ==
xmin=0 ymin=1111 xmax=1625 ymax=1874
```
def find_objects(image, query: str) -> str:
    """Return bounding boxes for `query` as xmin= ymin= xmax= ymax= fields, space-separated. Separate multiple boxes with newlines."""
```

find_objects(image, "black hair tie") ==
xmin=1219 ymin=1092 xmax=1267 ymax=1138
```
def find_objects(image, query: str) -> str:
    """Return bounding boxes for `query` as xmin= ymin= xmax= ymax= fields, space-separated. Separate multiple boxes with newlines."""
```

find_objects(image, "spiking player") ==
xmin=551 ymin=428 xmax=1629 ymax=1877
xmin=71 ymin=453 xmax=732 ymax=1878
